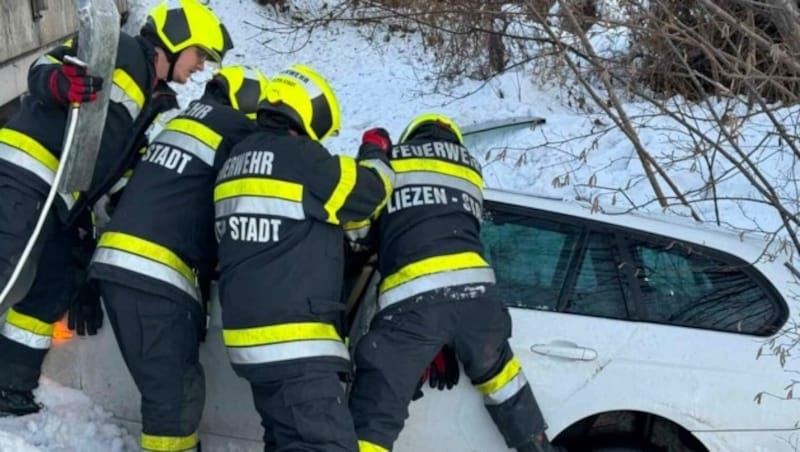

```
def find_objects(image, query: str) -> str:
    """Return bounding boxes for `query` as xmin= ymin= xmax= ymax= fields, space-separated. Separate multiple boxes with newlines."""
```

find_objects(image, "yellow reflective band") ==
xmin=6 ymin=308 xmax=54 ymax=336
xmin=0 ymin=129 xmax=58 ymax=171
xmin=165 ymin=118 xmax=223 ymax=151
xmin=358 ymin=440 xmax=389 ymax=452
xmin=476 ymin=357 xmax=522 ymax=396
xmin=380 ymin=252 xmax=489 ymax=292
xmin=214 ymin=177 xmax=303 ymax=203
xmin=344 ymin=218 xmax=370 ymax=231
xmin=344 ymin=218 xmax=371 ymax=241
xmin=399 ymin=113 xmax=464 ymax=144
xmin=141 ymin=431 xmax=198 ymax=452
xmin=223 ymin=322 xmax=342 ymax=347
xmin=227 ymin=338 xmax=350 ymax=364
xmin=359 ymin=159 xmax=393 ymax=216
xmin=98 ymin=232 xmax=195 ymax=283
xmin=378 ymin=267 xmax=495 ymax=310
xmin=92 ymin=248 xmax=200 ymax=302
xmin=111 ymin=69 xmax=145 ymax=111
xmin=391 ymin=158 xmax=482 ymax=190
xmin=324 ymin=157 xmax=357 ymax=225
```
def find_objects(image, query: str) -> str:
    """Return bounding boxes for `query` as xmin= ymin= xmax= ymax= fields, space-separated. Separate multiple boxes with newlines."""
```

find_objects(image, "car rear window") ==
xmin=630 ymin=240 xmax=784 ymax=335
xmin=481 ymin=200 xmax=787 ymax=336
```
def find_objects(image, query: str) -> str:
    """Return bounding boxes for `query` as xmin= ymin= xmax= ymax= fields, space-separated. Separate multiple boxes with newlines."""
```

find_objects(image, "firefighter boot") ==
xmin=516 ymin=433 xmax=565 ymax=452
xmin=0 ymin=387 xmax=41 ymax=416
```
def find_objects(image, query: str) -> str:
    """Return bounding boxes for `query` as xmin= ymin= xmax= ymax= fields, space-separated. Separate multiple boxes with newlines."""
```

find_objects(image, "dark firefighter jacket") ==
xmin=214 ymin=126 xmax=393 ymax=379
xmin=89 ymin=96 xmax=256 ymax=309
xmin=357 ymin=133 xmax=496 ymax=313
xmin=0 ymin=33 xmax=175 ymax=221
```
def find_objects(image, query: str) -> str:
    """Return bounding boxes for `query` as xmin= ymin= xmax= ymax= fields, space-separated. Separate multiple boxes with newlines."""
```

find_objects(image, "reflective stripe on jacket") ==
xmin=375 ymin=136 xmax=493 ymax=311
xmin=0 ymin=130 xmax=76 ymax=210
xmin=214 ymin=128 xmax=392 ymax=373
xmin=377 ymin=251 xmax=495 ymax=310
xmin=223 ymin=321 xmax=349 ymax=365
xmin=93 ymin=232 xmax=201 ymax=304
xmin=89 ymin=97 xmax=255 ymax=303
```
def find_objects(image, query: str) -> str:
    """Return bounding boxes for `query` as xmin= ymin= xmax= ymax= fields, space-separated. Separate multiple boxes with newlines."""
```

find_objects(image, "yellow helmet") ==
xmin=258 ymin=64 xmax=341 ymax=142
xmin=399 ymin=113 xmax=464 ymax=145
xmin=142 ymin=0 xmax=233 ymax=63
xmin=209 ymin=66 xmax=270 ymax=119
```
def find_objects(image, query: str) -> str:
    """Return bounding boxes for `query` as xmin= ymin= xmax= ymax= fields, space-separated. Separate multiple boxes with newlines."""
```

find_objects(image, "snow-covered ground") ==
xmin=0 ymin=378 xmax=136 ymax=452
xmin=1 ymin=0 xmax=798 ymax=450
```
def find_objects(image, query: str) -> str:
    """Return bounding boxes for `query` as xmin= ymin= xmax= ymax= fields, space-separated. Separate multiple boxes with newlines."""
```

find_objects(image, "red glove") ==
xmin=48 ymin=62 xmax=104 ymax=104
xmin=428 ymin=345 xmax=459 ymax=390
xmin=412 ymin=345 xmax=460 ymax=401
xmin=361 ymin=127 xmax=392 ymax=154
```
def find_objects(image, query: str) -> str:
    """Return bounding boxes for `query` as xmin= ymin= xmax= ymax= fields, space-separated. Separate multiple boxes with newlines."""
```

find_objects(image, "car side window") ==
xmin=631 ymin=240 xmax=783 ymax=335
xmin=481 ymin=208 xmax=580 ymax=311
xmin=563 ymin=232 xmax=628 ymax=319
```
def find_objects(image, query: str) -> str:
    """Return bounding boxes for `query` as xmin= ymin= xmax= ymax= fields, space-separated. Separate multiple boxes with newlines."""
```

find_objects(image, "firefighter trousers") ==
xmin=99 ymin=281 xmax=205 ymax=451
xmin=348 ymin=284 xmax=547 ymax=451
xmin=0 ymin=180 xmax=45 ymax=307
xmin=0 ymin=202 xmax=78 ymax=391
xmin=242 ymin=367 xmax=358 ymax=452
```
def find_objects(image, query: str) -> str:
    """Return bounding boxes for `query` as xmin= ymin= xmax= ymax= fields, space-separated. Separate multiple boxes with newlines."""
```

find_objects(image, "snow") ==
xmin=1 ymin=0 xmax=798 ymax=450
xmin=0 ymin=378 xmax=136 ymax=452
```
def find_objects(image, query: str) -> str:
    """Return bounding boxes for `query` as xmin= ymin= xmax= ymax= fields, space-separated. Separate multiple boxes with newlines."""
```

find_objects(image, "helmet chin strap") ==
xmin=152 ymin=45 xmax=180 ymax=82
xmin=166 ymin=50 xmax=179 ymax=82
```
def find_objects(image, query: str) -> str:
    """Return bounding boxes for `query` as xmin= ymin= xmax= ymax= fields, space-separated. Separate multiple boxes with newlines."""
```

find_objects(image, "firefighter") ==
xmin=88 ymin=65 xmax=269 ymax=452
xmin=0 ymin=0 xmax=232 ymax=417
xmin=347 ymin=114 xmax=562 ymax=452
xmin=213 ymin=64 xmax=394 ymax=451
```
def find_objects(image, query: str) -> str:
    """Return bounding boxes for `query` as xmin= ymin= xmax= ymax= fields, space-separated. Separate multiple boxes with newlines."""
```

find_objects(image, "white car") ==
xmin=347 ymin=187 xmax=800 ymax=452
xmin=43 ymin=187 xmax=799 ymax=451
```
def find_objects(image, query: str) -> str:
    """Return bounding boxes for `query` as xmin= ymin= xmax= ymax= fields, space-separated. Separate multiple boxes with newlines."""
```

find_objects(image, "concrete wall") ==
xmin=42 ymin=291 xmax=264 ymax=451
xmin=0 ymin=0 xmax=129 ymax=107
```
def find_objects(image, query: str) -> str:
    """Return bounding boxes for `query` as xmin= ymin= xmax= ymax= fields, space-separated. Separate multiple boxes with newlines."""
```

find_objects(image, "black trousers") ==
xmin=99 ymin=281 xmax=205 ymax=448
xmin=0 ymin=179 xmax=44 ymax=293
xmin=243 ymin=367 xmax=358 ymax=452
xmin=0 ymin=202 xmax=77 ymax=391
xmin=348 ymin=285 xmax=546 ymax=450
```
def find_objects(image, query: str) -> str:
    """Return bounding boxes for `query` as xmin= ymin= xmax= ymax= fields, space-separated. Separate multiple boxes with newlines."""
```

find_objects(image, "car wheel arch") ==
xmin=552 ymin=409 xmax=708 ymax=452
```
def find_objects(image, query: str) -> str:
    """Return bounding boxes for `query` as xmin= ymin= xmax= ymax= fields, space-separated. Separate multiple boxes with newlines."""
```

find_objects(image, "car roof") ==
xmin=484 ymin=187 xmax=794 ymax=268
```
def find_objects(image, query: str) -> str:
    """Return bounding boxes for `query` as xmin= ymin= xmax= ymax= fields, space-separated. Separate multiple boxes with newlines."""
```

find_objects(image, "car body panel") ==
xmin=36 ymin=188 xmax=800 ymax=451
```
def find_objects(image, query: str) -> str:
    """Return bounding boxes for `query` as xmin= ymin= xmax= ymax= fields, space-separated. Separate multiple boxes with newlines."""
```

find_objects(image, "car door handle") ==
xmin=530 ymin=342 xmax=598 ymax=361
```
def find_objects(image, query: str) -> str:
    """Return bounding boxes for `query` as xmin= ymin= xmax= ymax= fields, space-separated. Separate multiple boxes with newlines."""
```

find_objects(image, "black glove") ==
xmin=411 ymin=345 xmax=460 ymax=401
xmin=48 ymin=62 xmax=104 ymax=104
xmin=67 ymin=278 xmax=103 ymax=336
xmin=428 ymin=345 xmax=460 ymax=391
xmin=360 ymin=127 xmax=392 ymax=155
